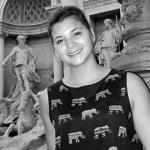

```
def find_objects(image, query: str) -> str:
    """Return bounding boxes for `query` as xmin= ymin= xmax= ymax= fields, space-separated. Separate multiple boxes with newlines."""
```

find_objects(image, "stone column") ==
xmin=111 ymin=0 xmax=150 ymax=87
xmin=0 ymin=31 xmax=5 ymax=97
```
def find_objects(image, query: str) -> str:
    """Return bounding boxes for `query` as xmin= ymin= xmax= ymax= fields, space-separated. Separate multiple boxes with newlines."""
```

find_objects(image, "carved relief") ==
xmin=112 ymin=39 xmax=150 ymax=63
xmin=121 ymin=0 xmax=145 ymax=23
xmin=0 ymin=98 xmax=10 ymax=126
xmin=122 ymin=40 xmax=150 ymax=55
xmin=3 ymin=91 xmax=39 ymax=137
xmin=84 ymin=0 xmax=117 ymax=10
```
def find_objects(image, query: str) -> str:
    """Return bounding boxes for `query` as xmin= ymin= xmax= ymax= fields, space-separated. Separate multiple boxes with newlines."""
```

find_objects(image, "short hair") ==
xmin=48 ymin=6 xmax=90 ymax=42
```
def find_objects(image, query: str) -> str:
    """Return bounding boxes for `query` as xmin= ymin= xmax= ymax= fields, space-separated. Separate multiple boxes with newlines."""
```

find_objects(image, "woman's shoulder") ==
xmin=47 ymin=80 xmax=64 ymax=93
xmin=108 ymin=69 xmax=126 ymax=77
xmin=109 ymin=69 xmax=144 ymax=84
xmin=126 ymin=72 xmax=147 ymax=90
xmin=37 ymin=81 xmax=62 ymax=98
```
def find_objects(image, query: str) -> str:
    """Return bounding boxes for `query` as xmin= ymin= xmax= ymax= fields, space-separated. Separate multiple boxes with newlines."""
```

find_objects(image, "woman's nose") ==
xmin=66 ymin=38 xmax=74 ymax=49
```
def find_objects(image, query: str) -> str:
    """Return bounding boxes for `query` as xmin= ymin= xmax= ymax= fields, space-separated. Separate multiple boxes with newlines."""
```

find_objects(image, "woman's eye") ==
xmin=74 ymin=31 xmax=82 ymax=36
xmin=56 ymin=39 xmax=63 ymax=45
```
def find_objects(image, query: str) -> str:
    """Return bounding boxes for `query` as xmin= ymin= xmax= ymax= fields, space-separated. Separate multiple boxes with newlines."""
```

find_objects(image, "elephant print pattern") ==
xmin=48 ymin=69 xmax=143 ymax=150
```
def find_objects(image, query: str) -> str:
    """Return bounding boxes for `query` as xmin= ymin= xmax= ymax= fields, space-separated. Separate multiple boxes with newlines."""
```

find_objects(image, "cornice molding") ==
xmin=0 ymin=25 xmax=8 ymax=38
xmin=122 ymin=21 xmax=150 ymax=41
xmin=0 ymin=20 xmax=49 ymax=36
xmin=112 ymin=39 xmax=150 ymax=71
xmin=84 ymin=0 xmax=118 ymax=10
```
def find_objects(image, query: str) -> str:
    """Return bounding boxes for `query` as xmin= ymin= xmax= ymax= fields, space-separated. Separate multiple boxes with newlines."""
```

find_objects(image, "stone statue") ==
xmin=0 ymin=98 xmax=10 ymax=127
xmin=94 ymin=18 xmax=122 ymax=67
xmin=2 ymin=34 xmax=40 ymax=93
xmin=3 ymin=90 xmax=39 ymax=137
xmin=1 ymin=34 xmax=40 ymax=125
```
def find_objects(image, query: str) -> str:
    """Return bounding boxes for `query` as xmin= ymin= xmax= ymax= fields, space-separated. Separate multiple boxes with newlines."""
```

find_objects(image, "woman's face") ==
xmin=51 ymin=16 xmax=95 ymax=67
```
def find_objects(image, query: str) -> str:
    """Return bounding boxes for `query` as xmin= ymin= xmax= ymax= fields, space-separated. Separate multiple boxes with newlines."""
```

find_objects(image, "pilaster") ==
xmin=0 ymin=31 xmax=7 ymax=97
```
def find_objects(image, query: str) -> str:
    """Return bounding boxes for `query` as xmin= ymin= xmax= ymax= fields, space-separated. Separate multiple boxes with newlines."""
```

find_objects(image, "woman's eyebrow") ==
xmin=54 ymin=36 xmax=62 ymax=40
xmin=71 ymin=27 xmax=82 ymax=32
xmin=54 ymin=27 xmax=83 ymax=40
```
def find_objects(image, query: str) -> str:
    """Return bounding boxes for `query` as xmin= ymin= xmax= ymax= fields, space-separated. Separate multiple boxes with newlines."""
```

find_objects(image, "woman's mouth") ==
xmin=68 ymin=49 xmax=82 ymax=56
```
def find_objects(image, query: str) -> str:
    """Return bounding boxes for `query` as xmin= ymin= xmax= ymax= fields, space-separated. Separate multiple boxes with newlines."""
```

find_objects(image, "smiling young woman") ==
xmin=38 ymin=6 xmax=150 ymax=150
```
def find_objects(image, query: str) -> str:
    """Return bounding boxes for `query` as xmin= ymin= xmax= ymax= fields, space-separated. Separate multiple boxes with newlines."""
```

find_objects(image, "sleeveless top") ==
xmin=47 ymin=69 xmax=143 ymax=150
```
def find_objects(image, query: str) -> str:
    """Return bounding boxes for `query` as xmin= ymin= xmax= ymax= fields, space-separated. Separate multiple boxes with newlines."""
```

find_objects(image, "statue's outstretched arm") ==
xmin=2 ymin=48 xmax=16 ymax=66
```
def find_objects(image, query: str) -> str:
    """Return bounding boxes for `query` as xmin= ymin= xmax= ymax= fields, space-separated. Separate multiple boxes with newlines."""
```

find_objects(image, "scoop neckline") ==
xmin=60 ymin=69 xmax=113 ymax=89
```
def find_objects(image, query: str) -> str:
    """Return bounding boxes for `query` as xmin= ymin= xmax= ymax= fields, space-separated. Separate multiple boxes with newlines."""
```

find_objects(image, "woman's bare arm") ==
xmin=38 ymin=89 xmax=55 ymax=150
xmin=127 ymin=72 xmax=150 ymax=149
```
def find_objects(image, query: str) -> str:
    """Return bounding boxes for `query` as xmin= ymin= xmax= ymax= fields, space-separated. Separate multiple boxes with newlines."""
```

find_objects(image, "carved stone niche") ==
xmin=111 ymin=0 xmax=150 ymax=87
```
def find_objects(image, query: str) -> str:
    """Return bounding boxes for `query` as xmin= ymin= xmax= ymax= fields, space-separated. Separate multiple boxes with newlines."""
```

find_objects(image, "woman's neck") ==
xmin=63 ymin=57 xmax=110 ymax=87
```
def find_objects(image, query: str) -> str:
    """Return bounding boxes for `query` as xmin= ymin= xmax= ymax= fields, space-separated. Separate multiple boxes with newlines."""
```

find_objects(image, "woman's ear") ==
xmin=90 ymin=28 xmax=96 ymax=43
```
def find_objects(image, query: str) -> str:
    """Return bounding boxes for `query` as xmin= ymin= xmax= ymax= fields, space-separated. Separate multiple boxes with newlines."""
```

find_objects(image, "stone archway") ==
xmin=0 ymin=0 xmax=8 ymax=19
xmin=2 ymin=0 xmax=51 ymax=35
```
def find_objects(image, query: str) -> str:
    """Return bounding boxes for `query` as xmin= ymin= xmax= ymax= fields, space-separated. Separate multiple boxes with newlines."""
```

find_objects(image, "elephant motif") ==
xmin=59 ymin=85 xmax=68 ymax=92
xmin=105 ymin=74 xmax=120 ymax=82
xmin=82 ymin=108 xmax=99 ymax=120
xmin=118 ymin=126 xmax=127 ymax=138
xmin=95 ymin=89 xmax=111 ymax=101
xmin=58 ymin=114 xmax=72 ymax=125
xmin=56 ymin=136 xmax=61 ymax=148
xmin=108 ymin=146 xmax=118 ymax=150
xmin=108 ymin=105 xmax=124 ymax=114
xmin=94 ymin=125 xmax=111 ymax=139
xmin=120 ymin=87 xmax=126 ymax=96
xmin=51 ymin=99 xmax=63 ymax=110
xmin=131 ymin=134 xmax=140 ymax=143
xmin=68 ymin=131 xmax=85 ymax=144
xmin=71 ymin=97 xmax=87 ymax=107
